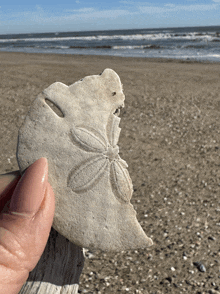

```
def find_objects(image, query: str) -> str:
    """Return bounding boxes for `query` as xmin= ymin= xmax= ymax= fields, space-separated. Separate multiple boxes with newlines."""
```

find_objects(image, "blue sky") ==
xmin=0 ymin=0 xmax=220 ymax=34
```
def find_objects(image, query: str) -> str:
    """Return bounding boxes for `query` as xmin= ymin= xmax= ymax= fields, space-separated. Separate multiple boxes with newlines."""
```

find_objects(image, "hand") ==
xmin=0 ymin=158 xmax=55 ymax=294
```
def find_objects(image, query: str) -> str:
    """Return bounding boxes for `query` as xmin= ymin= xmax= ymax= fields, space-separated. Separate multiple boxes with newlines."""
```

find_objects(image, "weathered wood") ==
xmin=19 ymin=228 xmax=84 ymax=294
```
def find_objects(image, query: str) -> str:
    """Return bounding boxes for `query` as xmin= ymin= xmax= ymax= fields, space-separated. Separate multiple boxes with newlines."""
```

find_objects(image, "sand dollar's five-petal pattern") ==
xmin=67 ymin=118 xmax=133 ymax=203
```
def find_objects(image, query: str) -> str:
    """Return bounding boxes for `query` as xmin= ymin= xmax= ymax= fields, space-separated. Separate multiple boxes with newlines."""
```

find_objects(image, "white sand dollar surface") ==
xmin=17 ymin=68 xmax=153 ymax=251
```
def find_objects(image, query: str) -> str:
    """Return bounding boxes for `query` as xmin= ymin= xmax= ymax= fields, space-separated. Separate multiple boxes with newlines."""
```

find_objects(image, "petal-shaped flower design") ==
xmin=69 ymin=121 xmax=133 ymax=203
xmin=68 ymin=155 xmax=109 ymax=193
xmin=118 ymin=156 xmax=128 ymax=168
xmin=71 ymin=127 xmax=107 ymax=153
xmin=110 ymin=161 xmax=133 ymax=203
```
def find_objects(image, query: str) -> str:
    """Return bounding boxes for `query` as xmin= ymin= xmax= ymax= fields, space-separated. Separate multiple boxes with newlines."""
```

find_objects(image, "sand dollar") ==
xmin=17 ymin=69 xmax=153 ymax=251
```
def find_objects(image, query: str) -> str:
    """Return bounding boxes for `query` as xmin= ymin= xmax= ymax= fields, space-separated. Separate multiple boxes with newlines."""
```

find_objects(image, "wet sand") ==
xmin=0 ymin=52 xmax=220 ymax=293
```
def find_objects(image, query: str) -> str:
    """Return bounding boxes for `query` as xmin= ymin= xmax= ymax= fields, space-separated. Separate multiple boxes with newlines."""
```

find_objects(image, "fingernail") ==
xmin=10 ymin=158 xmax=48 ymax=215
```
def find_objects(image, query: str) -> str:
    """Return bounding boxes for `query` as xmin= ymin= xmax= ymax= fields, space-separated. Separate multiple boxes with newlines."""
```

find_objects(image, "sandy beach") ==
xmin=0 ymin=52 xmax=220 ymax=293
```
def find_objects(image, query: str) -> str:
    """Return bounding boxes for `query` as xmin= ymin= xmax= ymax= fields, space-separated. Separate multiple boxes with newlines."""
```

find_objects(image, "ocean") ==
xmin=0 ymin=26 xmax=220 ymax=62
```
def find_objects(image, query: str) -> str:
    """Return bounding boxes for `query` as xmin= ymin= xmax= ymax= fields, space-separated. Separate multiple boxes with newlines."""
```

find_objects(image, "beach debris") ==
xmin=16 ymin=68 xmax=153 ymax=251
xmin=208 ymin=236 xmax=216 ymax=241
xmin=193 ymin=261 xmax=206 ymax=272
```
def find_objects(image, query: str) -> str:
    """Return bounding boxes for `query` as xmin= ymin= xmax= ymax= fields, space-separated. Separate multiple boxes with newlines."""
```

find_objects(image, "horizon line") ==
xmin=0 ymin=24 xmax=220 ymax=36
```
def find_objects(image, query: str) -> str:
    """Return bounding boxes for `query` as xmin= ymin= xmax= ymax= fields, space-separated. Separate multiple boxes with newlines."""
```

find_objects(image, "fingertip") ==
xmin=10 ymin=158 xmax=48 ymax=215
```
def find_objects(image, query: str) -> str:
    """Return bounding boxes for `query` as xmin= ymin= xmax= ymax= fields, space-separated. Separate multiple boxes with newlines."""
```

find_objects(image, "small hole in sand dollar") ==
xmin=45 ymin=98 xmax=64 ymax=118
xmin=112 ymin=92 xmax=116 ymax=96
xmin=113 ymin=107 xmax=121 ymax=117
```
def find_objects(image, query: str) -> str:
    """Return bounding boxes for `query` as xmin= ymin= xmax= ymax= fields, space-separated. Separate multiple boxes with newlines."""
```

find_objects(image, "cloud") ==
xmin=119 ymin=0 xmax=137 ymax=4
xmin=63 ymin=7 xmax=131 ymax=20
xmin=164 ymin=4 xmax=176 ymax=8
xmin=1 ymin=1 xmax=219 ymax=34
xmin=66 ymin=7 xmax=96 ymax=13
xmin=2 ymin=2 xmax=219 ymax=24
xmin=119 ymin=0 xmax=219 ymax=14
xmin=138 ymin=3 xmax=219 ymax=14
xmin=0 ymin=5 xmax=132 ymax=28
xmin=61 ymin=2 xmax=219 ymax=22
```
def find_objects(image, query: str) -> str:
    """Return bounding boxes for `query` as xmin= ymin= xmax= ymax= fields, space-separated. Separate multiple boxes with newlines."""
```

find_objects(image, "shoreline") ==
xmin=0 ymin=50 xmax=220 ymax=64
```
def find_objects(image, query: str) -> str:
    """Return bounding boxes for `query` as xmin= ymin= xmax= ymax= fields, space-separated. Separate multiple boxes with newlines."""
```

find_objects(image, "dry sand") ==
xmin=0 ymin=52 xmax=220 ymax=294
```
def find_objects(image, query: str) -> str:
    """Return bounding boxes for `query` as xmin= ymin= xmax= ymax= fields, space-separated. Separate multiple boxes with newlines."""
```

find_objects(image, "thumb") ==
xmin=0 ymin=158 xmax=55 ymax=294
xmin=10 ymin=158 xmax=48 ymax=216
xmin=0 ymin=158 xmax=55 ymax=272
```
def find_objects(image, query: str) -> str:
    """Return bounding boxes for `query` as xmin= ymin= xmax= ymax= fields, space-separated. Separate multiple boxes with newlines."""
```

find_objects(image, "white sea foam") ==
xmin=112 ymin=45 xmax=162 ymax=50
xmin=113 ymin=45 xmax=144 ymax=49
xmin=0 ymin=32 xmax=219 ymax=43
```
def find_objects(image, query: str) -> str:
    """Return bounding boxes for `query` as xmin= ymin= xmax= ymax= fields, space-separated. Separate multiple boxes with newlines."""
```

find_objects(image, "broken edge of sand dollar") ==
xmin=16 ymin=68 xmax=153 ymax=251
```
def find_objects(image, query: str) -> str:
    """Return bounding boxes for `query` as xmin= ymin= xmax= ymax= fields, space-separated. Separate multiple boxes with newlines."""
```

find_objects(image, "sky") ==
xmin=0 ymin=0 xmax=220 ymax=34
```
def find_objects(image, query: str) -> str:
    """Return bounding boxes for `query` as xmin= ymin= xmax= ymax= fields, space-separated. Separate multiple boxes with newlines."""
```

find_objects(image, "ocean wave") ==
xmin=0 ymin=32 xmax=219 ymax=43
xmin=0 ymin=44 xmax=163 ymax=50
xmin=69 ymin=45 xmax=112 ymax=49
xmin=183 ymin=45 xmax=207 ymax=49
xmin=112 ymin=45 xmax=162 ymax=50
